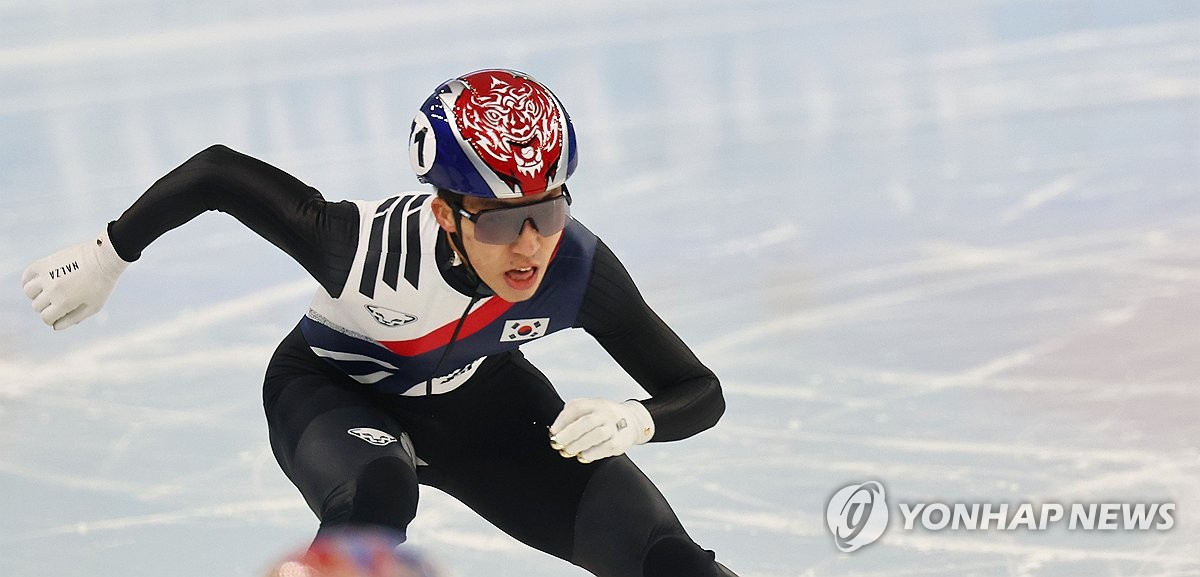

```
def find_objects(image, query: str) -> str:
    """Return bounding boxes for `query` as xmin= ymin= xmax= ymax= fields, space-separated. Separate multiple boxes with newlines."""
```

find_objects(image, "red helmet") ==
xmin=408 ymin=69 xmax=578 ymax=198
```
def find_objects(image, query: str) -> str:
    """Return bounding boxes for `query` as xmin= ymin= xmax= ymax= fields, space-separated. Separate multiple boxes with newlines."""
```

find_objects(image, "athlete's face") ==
xmin=432 ymin=187 xmax=565 ymax=303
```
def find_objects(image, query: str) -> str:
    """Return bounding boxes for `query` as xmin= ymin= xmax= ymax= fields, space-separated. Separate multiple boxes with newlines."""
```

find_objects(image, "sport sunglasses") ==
xmin=455 ymin=187 xmax=573 ymax=245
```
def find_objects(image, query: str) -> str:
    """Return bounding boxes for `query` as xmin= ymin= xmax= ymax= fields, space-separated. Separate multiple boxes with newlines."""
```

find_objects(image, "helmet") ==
xmin=408 ymin=69 xmax=577 ymax=198
xmin=264 ymin=529 xmax=442 ymax=577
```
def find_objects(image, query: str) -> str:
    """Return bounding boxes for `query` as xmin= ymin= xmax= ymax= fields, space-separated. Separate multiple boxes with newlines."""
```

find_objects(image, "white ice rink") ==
xmin=2 ymin=1 xmax=1199 ymax=576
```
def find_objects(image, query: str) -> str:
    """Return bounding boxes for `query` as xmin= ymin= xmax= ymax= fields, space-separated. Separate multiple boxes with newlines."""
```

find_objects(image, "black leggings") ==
xmin=263 ymin=326 xmax=735 ymax=577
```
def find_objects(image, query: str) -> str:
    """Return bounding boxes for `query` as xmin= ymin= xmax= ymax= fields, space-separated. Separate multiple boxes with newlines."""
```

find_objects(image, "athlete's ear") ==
xmin=431 ymin=197 xmax=458 ymax=234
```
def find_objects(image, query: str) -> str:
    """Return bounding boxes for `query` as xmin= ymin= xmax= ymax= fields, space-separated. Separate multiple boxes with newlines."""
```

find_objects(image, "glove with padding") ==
xmin=549 ymin=398 xmax=655 ymax=463
xmin=22 ymin=227 xmax=130 ymax=330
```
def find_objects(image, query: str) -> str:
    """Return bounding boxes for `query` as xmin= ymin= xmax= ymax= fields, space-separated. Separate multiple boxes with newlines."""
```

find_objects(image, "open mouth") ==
xmin=508 ymin=139 xmax=542 ymax=168
xmin=503 ymin=266 xmax=539 ymax=290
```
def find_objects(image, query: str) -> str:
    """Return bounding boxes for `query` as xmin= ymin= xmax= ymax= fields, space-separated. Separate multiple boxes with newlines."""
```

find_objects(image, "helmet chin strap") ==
xmin=425 ymin=212 xmax=494 ymax=395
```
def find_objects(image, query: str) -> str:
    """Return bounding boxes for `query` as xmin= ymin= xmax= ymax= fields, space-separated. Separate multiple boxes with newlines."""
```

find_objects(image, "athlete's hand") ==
xmin=549 ymin=398 xmax=654 ymax=463
xmin=22 ymin=228 xmax=130 ymax=330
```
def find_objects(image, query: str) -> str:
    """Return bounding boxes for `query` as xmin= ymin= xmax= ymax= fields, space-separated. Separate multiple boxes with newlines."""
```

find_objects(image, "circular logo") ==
xmin=409 ymin=111 xmax=437 ymax=177
xmin=826 ymin=481 xmax=889 ymax=552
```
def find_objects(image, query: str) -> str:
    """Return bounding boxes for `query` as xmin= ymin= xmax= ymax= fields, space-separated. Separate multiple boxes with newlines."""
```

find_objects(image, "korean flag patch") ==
xmin=501 ymin=318 xmax=550 ymax=342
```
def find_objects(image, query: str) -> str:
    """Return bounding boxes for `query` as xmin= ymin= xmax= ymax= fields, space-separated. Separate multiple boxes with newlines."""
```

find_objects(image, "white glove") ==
xmin=22 ymin=227 xmax=130 ymax=330
xmin=549 ymin=398 xmax=655 ymax=463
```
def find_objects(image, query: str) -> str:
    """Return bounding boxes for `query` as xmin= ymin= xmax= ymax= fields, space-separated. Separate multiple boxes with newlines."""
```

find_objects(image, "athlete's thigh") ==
xmin=436 ymin=446 xmax=687 ymax=576
xmin=420 ymin=353 xmax=687 ymax=576
xmin=414 ymin=353 xmax=584 ymax=556
xmin=570 ymin=455 xmax=691 ymax=577
xmin=265 ymin=369 xmax=417 ymax=519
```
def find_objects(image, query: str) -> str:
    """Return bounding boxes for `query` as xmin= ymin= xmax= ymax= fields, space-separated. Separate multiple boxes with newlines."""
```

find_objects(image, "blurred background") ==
xmin=1 ymin=1 xmax=1198 ymax=576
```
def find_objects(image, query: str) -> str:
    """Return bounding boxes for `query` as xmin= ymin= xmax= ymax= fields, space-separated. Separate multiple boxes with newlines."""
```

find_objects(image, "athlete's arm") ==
xmin=109 ymin=144 xmax=359 ymax=296
xmin=578 ymin=240 xmax=726 ymax=442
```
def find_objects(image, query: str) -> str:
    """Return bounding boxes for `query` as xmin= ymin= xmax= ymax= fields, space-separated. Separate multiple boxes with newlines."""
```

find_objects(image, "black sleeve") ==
xmin=108 ymin=144 xmax=359 ymax=297
xmin=578 ymin=239 xmax=725 ymax=442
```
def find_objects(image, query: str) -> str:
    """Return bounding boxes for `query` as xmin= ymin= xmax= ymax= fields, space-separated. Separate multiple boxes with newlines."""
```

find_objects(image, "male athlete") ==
xmin=22 ymin=69 xmax=737 ymax=577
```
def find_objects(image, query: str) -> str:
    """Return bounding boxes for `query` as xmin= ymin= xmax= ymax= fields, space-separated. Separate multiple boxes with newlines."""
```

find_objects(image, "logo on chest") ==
xmin=500 ymin=317 xmax=551 ymax=342
xmin=365 ymin=305 xmax=418 ymax=327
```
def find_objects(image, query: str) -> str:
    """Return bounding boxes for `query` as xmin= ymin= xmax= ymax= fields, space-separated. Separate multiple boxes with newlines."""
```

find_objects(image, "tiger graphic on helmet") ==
xmin=455 ymin=71 xmax=564 ymax=194
xmin=409 ymin=69 xmax=577 ymax=199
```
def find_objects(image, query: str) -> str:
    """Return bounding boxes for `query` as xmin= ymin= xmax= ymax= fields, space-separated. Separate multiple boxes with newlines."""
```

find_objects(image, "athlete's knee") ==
xmin=320 ymin=456 xmax=418 ymax=533
xmin=643 ymin=534 xmax=739 ymax=577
